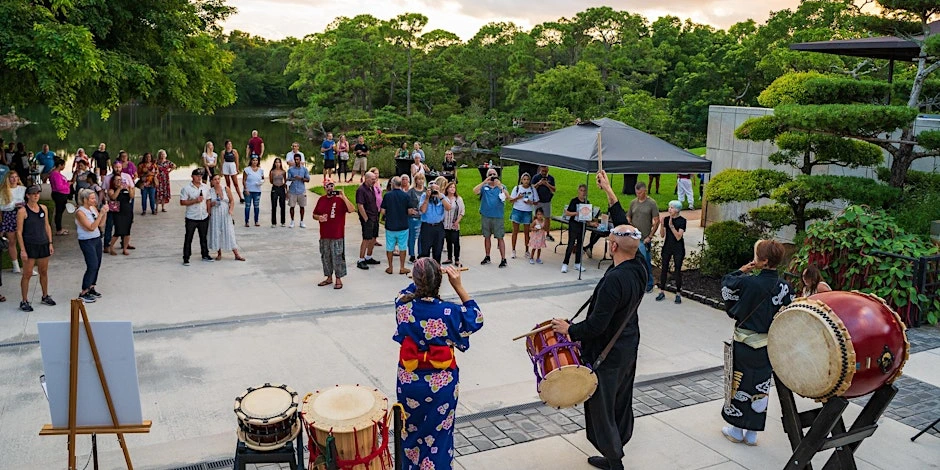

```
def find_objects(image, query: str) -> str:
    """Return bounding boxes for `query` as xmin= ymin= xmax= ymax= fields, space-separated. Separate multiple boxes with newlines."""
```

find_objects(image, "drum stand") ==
xmin=911 ymin=416 xmax=940 ymax=442
xmin=774 ymin=374 xmax=898 ymax=470
xmin=233 ymin=430 xmax=304 ymax=470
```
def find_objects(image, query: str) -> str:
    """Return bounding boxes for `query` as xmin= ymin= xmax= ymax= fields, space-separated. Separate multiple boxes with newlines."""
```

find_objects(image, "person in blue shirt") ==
xmin=320 ymin=132 xmax=336 ymax=180
xmin=35 ymin=144 xmax=56 ymax=184
xmin=287 ymin=154 xmax=310 ymax=228
xmin=472 ymin=168 xmax=510 ymax=268
xmin=418 ymin=181 xmax=452 ymax=263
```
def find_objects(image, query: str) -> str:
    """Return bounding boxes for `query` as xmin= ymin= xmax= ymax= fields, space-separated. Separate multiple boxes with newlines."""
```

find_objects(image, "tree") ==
xmin=385 ymin=13 xmax=428 ymax=116
xmin=0 ymin=0 xmax=236 ymax=137
xmin=526 ymin=62 xmax=605 ymax=120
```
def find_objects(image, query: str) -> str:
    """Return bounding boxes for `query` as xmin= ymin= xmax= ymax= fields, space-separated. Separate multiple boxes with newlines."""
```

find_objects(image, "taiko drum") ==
xmin=525 ymin=320 xmax=597 ymax=408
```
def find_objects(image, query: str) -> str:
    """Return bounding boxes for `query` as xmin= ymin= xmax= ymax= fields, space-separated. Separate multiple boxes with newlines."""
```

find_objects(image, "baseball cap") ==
xmin=191 ymin=168 xmax=204 ymax=176
xmin=26 ymin=185 xmax=41 ymax=195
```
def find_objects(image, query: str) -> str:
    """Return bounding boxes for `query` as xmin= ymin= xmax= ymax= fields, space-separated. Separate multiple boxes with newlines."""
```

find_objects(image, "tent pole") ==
xmin=579 ymin=171 xmax=590 ymax=281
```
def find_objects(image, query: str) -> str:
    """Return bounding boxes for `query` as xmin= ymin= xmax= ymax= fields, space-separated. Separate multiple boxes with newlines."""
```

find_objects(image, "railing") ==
xmin=870 ymin=251 xmax=940 ymax=327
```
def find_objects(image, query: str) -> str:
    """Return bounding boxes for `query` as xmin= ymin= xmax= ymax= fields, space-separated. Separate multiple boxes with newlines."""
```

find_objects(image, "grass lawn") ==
xmin=313 ymin=166 xmax=702 ymax=237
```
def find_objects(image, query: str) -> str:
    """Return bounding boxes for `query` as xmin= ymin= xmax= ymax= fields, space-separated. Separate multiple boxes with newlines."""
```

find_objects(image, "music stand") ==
xmin=911 ymin=416 xmax=940 ymax=442
xmin=39 ymin=299 xmax=151 ymax=469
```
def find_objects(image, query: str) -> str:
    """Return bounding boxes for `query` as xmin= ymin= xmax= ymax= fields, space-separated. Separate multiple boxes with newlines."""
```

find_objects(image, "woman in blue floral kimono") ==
xmin=394 ymin=258 xmax=484 ymax=470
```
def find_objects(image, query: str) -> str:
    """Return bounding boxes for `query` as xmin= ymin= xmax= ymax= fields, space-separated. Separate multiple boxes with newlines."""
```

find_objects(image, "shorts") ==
xmin=353 ymin=157 xmax=368 ymax=172
xmin=481 ymin=216 xmax=505 ymax=238
xmin=221 ymin=162 xmax=237 ymax=175
xmin=324 ymin=159 xmax=336 ymax=170
xmin=385 ymin=229 xmax=408 ymax=252
xmin=0 ymin=210 xmax=17 ymax=233
xmin=510 ymin=208 xmax=533 ymax=225
xmin=25 ymin=242 xmax=51 ymax=259
xmin=536 ymin=201 xmax=552 ymax=219
xmin=361 ymin=218 xmax=379 ymax=240
xmin=288 ymin=192 xmax=307 ymax=207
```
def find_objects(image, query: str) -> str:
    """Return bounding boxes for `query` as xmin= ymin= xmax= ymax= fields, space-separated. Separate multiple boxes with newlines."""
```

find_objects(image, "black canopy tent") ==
xmin=500 ymin=118 xmax=712 ymax=174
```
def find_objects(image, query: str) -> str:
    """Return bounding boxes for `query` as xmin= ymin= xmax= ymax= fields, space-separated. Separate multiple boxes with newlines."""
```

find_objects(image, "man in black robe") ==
xmin=551 ymin=223 xmax=646 ymax=470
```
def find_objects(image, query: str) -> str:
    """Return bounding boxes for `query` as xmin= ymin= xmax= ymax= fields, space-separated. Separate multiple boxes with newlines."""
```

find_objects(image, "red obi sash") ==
xmin=399 ymin=337 xmax=456 ymax=371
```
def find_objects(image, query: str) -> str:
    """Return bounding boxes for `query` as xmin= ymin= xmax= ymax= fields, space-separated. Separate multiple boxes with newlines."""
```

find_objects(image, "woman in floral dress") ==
xmin=394 ymin=258 xmax=484 ymax=470
xmin=155 ymin=149 xmax=176 ymax=212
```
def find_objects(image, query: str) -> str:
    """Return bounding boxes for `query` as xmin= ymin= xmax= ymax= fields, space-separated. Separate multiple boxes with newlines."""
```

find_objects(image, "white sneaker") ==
xmin=12 ymin=261 xmax=20 ymax=274
xmin=511 ymin=250 xmax=517 ymax=259
xmin=289 ymin=220 xmax=294 ymax=228
xmin=299 ymin=221 xmax=306 ymax=228
xmin=575 ymin=263 xmax=585 ymax=272
xmin=561 ymin=264 xmax=568 ymax=273
xmin=529 ymin=258 xmax=535 ymax=264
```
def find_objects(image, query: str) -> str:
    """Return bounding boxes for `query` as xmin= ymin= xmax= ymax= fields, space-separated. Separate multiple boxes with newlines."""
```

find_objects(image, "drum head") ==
xmin=302 ymin=385 xmax=388 ymax=433
xmin=768 ymin=301 xmax=856 ymax=400
xmin=237 ymin=420 xmax=301 ymax=451
xmin=539 ymin=365 xmax=597 ymax=409
xmin=235 ymin=384 xmax=299 ymax=425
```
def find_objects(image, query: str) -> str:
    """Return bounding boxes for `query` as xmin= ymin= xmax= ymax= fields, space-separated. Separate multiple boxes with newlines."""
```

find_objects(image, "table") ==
xmin=550 ymin=216 xmax=613 ymax=268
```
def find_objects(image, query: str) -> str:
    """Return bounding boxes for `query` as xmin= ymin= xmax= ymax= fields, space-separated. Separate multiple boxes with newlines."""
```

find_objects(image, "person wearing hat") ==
xmin=313 ymin=177 xmax=355 ymax=289
xmin=180 ymin=168 xmax=212 ymax=265
xmin=16 ymin=185 xmax=56 ymax=311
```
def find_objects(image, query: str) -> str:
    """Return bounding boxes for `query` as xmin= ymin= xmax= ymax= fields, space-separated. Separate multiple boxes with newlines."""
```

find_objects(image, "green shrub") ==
xmin=700 ymin=221 xmax=761 ymax=277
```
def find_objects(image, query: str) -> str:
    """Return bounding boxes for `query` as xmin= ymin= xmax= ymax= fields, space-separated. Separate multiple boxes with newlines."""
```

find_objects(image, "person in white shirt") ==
xmin=509 ymin=173 xmax=539 ymax=259
xmin=286 ymin=142 xmax=305 ymax=166
xmin=180 ymin=169 xmax=212 ymax=265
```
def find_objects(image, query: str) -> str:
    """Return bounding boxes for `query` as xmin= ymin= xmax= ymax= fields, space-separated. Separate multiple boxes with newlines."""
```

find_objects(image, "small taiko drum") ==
xmin=768 ymin=291 xmax=910 ymax=400
xmin=301 ymin=385 xmax=391 ymax=470
xmin=234 ymin=383 xmax=301 ymax=451
xmin=525 ymin=320 xmax=598 ymax=408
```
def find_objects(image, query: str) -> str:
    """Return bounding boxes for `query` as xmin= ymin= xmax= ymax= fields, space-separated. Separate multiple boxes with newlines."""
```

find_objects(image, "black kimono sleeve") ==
xmin=721 ymin=270 xmax=747 ymax=320
xmin=569 ymin=275 xmax=624 ymax=342
xmin=609 ymin=201 xmax=628 ymax=227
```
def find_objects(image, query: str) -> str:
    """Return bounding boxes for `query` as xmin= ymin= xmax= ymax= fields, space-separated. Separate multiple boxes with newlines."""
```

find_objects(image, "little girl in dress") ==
xmin=528 ymin=207 xmax=547 ymax=264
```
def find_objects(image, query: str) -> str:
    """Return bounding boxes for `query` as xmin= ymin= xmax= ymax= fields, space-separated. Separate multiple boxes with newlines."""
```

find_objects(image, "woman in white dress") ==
xmin=207 ymin=174 xmax=245 ymax=261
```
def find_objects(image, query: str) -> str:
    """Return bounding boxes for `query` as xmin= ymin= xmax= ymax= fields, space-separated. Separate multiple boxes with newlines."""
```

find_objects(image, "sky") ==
xmin=222 ymin=0 xmax=803 ymax=41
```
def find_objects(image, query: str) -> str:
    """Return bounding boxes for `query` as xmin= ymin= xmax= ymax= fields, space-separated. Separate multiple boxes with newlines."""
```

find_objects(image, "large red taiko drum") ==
xmin=768 ymin=291 xmax=909 ymax=400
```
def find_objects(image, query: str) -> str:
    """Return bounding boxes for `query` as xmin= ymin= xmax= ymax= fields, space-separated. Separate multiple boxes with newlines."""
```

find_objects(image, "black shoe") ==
xmin=675 ymin=294 xmax=682 ymax=304
xmin=19 ymin=301 xmax=33 ymax=312
xmin=88 ymin=288 xmax=102 ymax=298
xmin=587 ymin=456 xmax=610 ymax=470
xmin=201 ymin=257 xmax=214 ymax=262
xmin=655 ymin=292 xmax=665 ymax=301
xmin=41 ymin=295 xmax=56 ymax=306
xmin=365 ymin=258 xmax=381 ymax=265
xmin=183 ymin=260 xmax=190 ymax=266
xmin=481 ymin=256 xmax=491 ymax=265
xmin=645 ymin=286 xmax=654 ymax=293
xmin=409 ymin=255 xmax=416 ymax=263
xmin=498 ymin=258 xmax=507 ymax=268
xmin=442 ymin=259 xmax=452 ymax=265
xmin=546 ymin=234 xmax=555 ymax=242
xmin=357 ymin=260 xmax=369 ymax=270
xmin=584 ymin=246 xmax=593 ymax=259
xmin=79 ymin=292 xmax=97 ymax=303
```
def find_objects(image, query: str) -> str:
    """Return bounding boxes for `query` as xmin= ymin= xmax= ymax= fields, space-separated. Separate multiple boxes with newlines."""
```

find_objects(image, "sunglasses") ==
xmin=610 ymin=229 xmax=642 ymax=239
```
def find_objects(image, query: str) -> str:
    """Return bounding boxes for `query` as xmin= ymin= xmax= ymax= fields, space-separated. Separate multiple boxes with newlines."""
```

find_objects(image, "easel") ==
xmin=775 ymin=374 xmax=897 ymax=470
xmin=39 ymin=299 xmax=151 ymax=469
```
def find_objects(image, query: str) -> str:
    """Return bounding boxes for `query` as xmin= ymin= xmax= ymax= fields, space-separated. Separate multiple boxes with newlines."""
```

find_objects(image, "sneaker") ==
xmin=299 ymin=221 xmax=306 ymax=228
xmin=357 ymin=260 xmax=369 ymax=270
xmin=88 ymin=288 xmax=102 ymax=298
xmin=574 ymin=263 xmax=585 ymax=272
xmin=645 ymin=286 xmax=654 ymax=293
xmin=289 ymin=220 xmax=295 ymax=228
xmin=481 ymin=256 xmax=491 ymax=265
xmin=79 ymin=293 xmax=97 ymax=303
xmin=442 ymin=259 xmax=452 ymax=265
xmin=743 ymin=430 xmax=758 ymax=446
xmin=675 ymin=294 xmax=682 ymax=304
xmin=529 ymin=258 xmax=535 ymax=264
xmin=655 ymin=292 xmax=665 ymax=301
xmin=41 ymin=295 xmax=56 ymax=306
xmin=546 ymin=234 xmax=555 ymax=242
xmin=272 ymin=224 xmax=276 ymax=228
xmin=721 ymin=426 xmax=744 ymax=443
xmin=12 ymin=261 xmax=20 ymax=274
xmin=201 ymin=257 xmax=214 ymax=262
xmin=19 ymin=301 xmax=33 ymax=312
xmin=183 ymin=260 xmax=190 ymax=266
xmin=561 ymin=264 xmax=568 ymax=273
xmin=536 ymin=259 xmax=543 ymax=264
xmin=587 ymin=456 xmax=610 ymax=470
xmin=584 ymin=247 xmax=593 ymax=259
xmin=498 ymin=259 xmax=507 ymax=268
xmin=365 ymin=258 xmax=381 ymax=265
xmin=408 ymin=255 xmax=416 ymax=264
xmin=281 ymin=223 xmax=286 ymax=227
xmin=511 ymin=250 xmax=516 ymax=259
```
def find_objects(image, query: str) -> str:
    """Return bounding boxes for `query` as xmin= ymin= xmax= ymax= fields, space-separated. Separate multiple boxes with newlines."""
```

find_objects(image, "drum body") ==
xmin=525 ymin=320 xmax=598 ymax=408
xmin=768 ymin=291 xmax=909 ymax=400
xmin=234 ymin=383 xmax=301 ymax=451
xmin=301 ymin=385 xmax=391 ymax=470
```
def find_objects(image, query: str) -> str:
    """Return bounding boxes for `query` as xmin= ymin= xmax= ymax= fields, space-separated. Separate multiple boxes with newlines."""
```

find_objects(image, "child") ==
xmin=528 ymin=207 xmax=547 ymax=264
xmin=86 ymin=173 xmax=104 ymax=209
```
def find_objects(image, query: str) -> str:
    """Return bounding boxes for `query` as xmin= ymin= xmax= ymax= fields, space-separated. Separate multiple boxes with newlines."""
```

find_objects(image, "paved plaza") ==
xmin=0 ymin=176 xmax=937 ymax=470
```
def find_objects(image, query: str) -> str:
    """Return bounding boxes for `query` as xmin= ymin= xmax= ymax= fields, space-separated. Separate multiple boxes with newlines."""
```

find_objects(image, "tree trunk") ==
xmin=802 ymin=150 xmax=813 ymax=175
xmin=406 ymin=47 xmax=413 ymax=116
xmin=795 ymin=202 xmax=808 ymax=232
xmin=889 ymin=139 xmax=915 ymax=188
xmin=388 ymin=71 xmax=397 ymax=107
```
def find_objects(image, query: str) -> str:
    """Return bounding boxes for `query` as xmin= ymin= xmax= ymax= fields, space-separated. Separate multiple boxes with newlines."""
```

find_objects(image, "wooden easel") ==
xmin=39 ymin=299 xmax=151 ymax=470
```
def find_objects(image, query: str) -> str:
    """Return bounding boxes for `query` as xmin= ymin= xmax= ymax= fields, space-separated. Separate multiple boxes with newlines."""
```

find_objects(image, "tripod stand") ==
xmin=911 ymin=416 xmax=940 ymax=442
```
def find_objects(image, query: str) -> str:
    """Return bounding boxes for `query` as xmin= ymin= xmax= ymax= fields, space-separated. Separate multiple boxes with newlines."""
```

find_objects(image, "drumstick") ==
xmin=512 ymin=323 xmax=553 ymax=341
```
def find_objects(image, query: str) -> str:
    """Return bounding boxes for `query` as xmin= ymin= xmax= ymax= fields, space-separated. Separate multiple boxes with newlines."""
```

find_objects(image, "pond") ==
xmin=0 ymin=105 xmax=305 ymax=175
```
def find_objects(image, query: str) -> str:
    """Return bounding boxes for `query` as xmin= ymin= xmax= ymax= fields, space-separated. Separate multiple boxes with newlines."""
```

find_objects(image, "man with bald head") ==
xmin=551 ymin=223 xmax=647 ymax=470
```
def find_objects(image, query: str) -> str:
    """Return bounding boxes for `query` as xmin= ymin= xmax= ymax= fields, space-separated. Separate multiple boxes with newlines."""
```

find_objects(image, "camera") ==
xmin=431 ymin=190 xmax=439 ymax=196
xmin=489 ymin=176 xmax=497 ymax=182
xmin=327 ymin=190 xmax=339 ymax=197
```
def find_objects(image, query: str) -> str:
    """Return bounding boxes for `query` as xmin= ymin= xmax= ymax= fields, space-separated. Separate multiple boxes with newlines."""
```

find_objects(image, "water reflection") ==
xmin=0 ymin=106 xmax=305 ymax=171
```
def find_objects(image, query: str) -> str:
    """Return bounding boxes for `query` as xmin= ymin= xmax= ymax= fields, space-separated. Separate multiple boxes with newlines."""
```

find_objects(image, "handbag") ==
xmin=108 ymin=200 xmax=120 ymax=212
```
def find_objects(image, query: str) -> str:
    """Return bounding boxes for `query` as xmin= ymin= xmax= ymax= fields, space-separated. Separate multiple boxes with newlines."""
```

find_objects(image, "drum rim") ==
xmin=234 ymin=383 xmax=300 ymax=425
xmin=538 ymin=364 xmax=598 ymax=409
xmin=848 ymin=290 xmax=911 ymax=386
xmin=301 ymin=384 xmax=389 ymax=433
xmin=237 ymin=419 xmax=301 ymax=451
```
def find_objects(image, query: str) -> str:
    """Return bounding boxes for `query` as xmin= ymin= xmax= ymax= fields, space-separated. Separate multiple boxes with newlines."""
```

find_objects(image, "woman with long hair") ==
xmin=202 ymin=141 xmax=218 ymax=181
xmin=106 ymin=170 xmax=134 ymax=256
xmin=17 ymin=185 xmax=57 ymax=311
xmin=396 ymin=141 xmax=409 ymax=160
xmin=269 ymin=157 xmax=287 ymax=227
xmin=48 ymin=158 xmax=71 ymax=236
xmin=442 ymin=182 xmax=465 ymax=267
xmin=137 ymin=152 xmax=157 ymax=215
xmin=407 ymin=173 xmax=426 ymax=262
xmin=220 ymin=139 xmax=243 ymax=203
xmin=242 ymin=155 xmax=264 ymax=227
xmin=509 ymin=173 xmax=538 ymax=259
xmin=394 ymin=258 xmax=483 ymax=470
xmin=74 ymin=189 xmax=107 ymax=303
xmin=208 ymin=174 xmax=245 ymax=261
xmin=0 ymin=172 xmax=27 ymax=273
xmin=155 ymin=149 xmax=176 ymax=212
xmin=337 ymin=134 xmax=350 ymax=183
xmin=720 ymin=239 xmax=795 ymax=446
xmin=801 ymin=264 xmax=832 ymax=297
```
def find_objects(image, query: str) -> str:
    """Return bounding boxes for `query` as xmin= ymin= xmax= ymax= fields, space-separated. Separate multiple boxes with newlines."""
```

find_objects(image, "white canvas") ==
xmin=38 ymin=321 xmax=143 ymax=428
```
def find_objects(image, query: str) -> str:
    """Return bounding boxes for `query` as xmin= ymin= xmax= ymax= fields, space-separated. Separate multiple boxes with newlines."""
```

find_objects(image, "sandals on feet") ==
xmin=317 ymin=279 xmax=332 ymax=287
xmin=334 ymin=282 xmax=343 ymax=289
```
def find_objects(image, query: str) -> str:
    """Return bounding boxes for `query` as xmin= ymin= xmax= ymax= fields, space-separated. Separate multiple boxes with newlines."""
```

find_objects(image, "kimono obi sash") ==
xmin=734 ymin=327 xmax=768 ymax=349
xmin=399 ymin=336 xmax=456 ymax=371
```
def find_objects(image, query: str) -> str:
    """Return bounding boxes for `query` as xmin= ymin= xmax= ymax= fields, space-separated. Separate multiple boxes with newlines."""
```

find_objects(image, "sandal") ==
xmin=334 ymin=282 xmax=343 ymax=289
xmin=161 ymin=209 xmax=167 ymax=212
xmin=317 ymin=279 xmax=332 ymax=287
xmin=123 ymin=250 xmax=129 ymax=256
xmin=234 ymin=253 xmax=246 ymax=261
xmin=55 ymin=230 xmax=69 ymax=236
xmin=0 ymin=295 xmax=6 ymax=302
